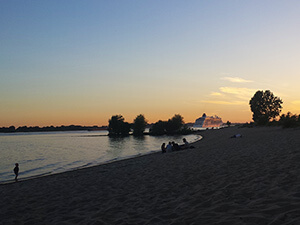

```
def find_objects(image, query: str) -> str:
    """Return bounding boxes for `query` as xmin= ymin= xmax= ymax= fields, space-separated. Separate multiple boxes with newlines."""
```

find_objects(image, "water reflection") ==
xmin=0 ymin=131 xmax=201 ymax=182
xmin=107 ymin=136 xmax=127 ymax=158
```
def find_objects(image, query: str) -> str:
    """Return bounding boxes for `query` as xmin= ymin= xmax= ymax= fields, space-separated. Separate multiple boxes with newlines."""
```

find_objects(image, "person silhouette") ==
xmin=161 ymin=143 xmax=166 ymax=153
xmin=183 ymin=138 xmax=189 ymax=149
xmin=166 ymin=142 xmax=173 ymax=153
xmin=14 ymin=163 xmax=19 ymax=181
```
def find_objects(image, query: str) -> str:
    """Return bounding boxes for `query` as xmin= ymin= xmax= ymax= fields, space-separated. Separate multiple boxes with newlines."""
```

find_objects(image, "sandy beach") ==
xmin=1 ymin=126 xmax=300 ymax=225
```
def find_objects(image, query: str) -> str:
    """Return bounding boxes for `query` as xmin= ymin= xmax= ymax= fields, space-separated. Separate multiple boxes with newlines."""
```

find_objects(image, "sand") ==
xmin=1 ymin=126 xmax=300 ymax=225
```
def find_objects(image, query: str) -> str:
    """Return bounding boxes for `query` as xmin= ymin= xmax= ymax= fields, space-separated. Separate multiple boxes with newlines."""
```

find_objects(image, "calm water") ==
xmin=0 ymin=130 xmax=201 ymax=182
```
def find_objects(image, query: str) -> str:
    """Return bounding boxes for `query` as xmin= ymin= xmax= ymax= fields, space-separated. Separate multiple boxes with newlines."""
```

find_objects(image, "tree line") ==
xmin=108 ymin=114 xmax=192 ymax=136
xmin=0 ymin=125 xmax=108 ymax=133
xmin=249 ymin=90 xmax=300 ymax=128
xmin=2 ymin=89 xmax=296 ymax=134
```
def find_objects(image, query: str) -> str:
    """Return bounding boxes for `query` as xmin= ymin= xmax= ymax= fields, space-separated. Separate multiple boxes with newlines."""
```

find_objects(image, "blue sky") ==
xmin=1 ymin=1 xmax=300 ymax=126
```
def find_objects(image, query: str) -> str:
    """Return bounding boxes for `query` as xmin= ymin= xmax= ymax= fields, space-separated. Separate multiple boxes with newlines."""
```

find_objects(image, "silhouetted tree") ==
xmin=0 ymin=125 xmax=108 ymax=133
xmin=226 ymin=121 xmax=231 ymax=127
xmin=108 ymin=115 xmax=131 ymax=136
xmin=0 ymin=126 xmax=16 ymax=133
xmin=249 ymin=90 xmax=283 ymax=125
xmin=8 ymin=126 xmax=15 ymax=132
xmin=150 ymin=120 xmax=167 ymax=135
xmin=166 ymin=114 xmax=184 ymax=134
xmin=132 ymin=114 xmax=147 ymax=136
xmin=16 ymin=126 xmax=28 ymax=132
xmin=279 ymin=112 xmax=299 ymax=128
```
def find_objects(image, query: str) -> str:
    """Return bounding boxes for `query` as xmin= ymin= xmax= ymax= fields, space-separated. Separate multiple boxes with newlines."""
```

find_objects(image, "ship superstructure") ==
xmin=193 ymin=113 xmax=223 ymax=129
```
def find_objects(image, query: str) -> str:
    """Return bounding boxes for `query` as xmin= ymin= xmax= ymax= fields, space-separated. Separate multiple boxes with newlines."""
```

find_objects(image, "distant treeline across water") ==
xmin=0 ymin=125 xmax=108 ymax=133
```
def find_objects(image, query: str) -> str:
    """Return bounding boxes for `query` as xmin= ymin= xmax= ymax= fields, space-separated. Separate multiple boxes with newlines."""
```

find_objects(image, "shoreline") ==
xmin=0 ymin=132 xmax=202 ymax=184
xmin=1 ymin=126 xmax=300 ymax=224
xmin=0 ymin=150 xmax=165 ymax=186
xmin=0 ymin=133 xmax=203 ymax=185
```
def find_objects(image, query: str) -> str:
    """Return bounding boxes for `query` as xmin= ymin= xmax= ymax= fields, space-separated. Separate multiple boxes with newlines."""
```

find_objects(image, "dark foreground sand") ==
xmin=1 ymin=126 xmax=300 ymax=225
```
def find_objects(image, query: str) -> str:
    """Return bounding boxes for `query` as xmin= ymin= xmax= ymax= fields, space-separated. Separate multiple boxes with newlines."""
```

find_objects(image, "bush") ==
xmin=150 ymin=120 xmax=167 ymax=135
xmin=132 ymin=114 xmax=147 ymax=136
xmin=165 ymin=114 xmax=184 ymax=134
xmin=279 ymin=112 xmax=299 ymax=128
xmin=108 ymin=115 xmax=131 ymax=136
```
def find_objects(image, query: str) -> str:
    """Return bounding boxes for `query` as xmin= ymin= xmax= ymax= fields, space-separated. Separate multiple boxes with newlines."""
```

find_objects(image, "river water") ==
xmin=0 ymin=130 xmax=201 ymax=182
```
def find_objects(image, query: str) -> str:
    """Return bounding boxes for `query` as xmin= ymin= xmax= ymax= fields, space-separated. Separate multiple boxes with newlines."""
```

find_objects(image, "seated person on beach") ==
xmin=230 ymin=134 xmax=242 ymax=138
xmin=161 ymin=143 xmax=166 ymax=153
xmin=166 ymin=142 xmax=173 ymax=153
xmin=14 ymin=163 xmax=19 ymax=181
xmin=172 ymin=141 xmax=181 ymax=151
xmin=182 ymin=138 xmax=195 ymax=149
xmin=183 ymin=138 xmax=189 ymax=149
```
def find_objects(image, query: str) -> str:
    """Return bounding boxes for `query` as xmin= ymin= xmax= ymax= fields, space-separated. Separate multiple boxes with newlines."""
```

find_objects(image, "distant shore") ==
xmin=0 ymin=125 xmax=108 ymax=133
xmin=1 ymin=126 xmax=300 ymax=224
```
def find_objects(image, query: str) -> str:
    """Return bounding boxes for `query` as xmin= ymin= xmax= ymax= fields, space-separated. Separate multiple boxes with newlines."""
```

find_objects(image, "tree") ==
xmin=132 ymin=114 xmax=147 ymax=136
xmin=108 ymin=115 xmax=131 ymax=136
xmin=279 ymin=112 xmax=299 ymax=128
xmin=249 ymin=90 xmax=283 ymax=125
xmin=166 ymin=114 xmax=184 ymax=134
xmin=150 ymin=120 xmax=167 ymax=135
xmin=226 ymin=121 xmax=231 ymax=127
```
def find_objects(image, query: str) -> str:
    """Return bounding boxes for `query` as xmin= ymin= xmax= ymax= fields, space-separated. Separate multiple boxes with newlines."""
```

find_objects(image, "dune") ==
xmin=1 ymin=126 xmax=300 ymax=224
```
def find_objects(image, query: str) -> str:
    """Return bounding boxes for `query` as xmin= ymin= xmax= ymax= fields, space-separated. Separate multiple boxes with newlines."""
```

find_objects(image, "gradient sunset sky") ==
xmin=1 ymin=0 xmax=300 ymax=127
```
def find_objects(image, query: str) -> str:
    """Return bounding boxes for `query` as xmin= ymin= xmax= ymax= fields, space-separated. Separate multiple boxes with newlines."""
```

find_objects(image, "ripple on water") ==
xmin=0 ymin=131 xmax=202 ymax=182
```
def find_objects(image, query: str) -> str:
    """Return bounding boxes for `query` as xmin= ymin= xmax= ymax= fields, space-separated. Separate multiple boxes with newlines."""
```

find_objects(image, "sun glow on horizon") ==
xmin=1 ymin=1 xmax=300 ymax=127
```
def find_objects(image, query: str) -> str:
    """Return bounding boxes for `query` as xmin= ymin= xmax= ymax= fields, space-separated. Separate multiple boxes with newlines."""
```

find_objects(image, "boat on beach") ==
xmin=193 ymin=113 xmax=223 ymax=129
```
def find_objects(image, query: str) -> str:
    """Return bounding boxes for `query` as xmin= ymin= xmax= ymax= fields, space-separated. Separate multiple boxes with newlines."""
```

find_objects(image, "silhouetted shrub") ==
xmin=150 ymin=114 xmax=187 ymax=135
xmin=150 ymin=120 xmax=167 ymax=135
xmin=279 ymin=112 xmax=299 ymax=128
xmin=132 ymin=114 xmax=147 ymax=136
xmin=165 ymin=114 xmax=184 ymax=134
xmin=226 ymin=121 xmax=231 ymax=127
xmin=108 ymin=115 xmax=131 ymax=136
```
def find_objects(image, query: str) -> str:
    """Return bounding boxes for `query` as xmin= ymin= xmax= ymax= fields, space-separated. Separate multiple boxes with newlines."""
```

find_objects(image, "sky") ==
xmin=1 ymin=0 xmax=300 ymax=127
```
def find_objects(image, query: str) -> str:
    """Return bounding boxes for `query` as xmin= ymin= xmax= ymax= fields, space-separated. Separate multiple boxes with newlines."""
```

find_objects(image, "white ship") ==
xmin=193 ymin=113 xmax=223 ymax=129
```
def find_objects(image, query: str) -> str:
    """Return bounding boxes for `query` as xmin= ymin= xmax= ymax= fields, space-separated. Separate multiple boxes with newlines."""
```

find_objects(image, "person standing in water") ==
xmin=14 ymin=163 xmax=19 ymax=181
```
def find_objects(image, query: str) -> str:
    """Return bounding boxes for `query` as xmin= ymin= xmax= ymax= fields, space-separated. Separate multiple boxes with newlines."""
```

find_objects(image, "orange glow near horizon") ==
xmin=1 ymin=103 xmax=298 ymax=128
xmin=1 ymin=85 xmax=299 ymax=127
xmin=0 ymin=102 xmax=254 ymax=128
xmin=1 ymin=2 xmax=300 ymax=127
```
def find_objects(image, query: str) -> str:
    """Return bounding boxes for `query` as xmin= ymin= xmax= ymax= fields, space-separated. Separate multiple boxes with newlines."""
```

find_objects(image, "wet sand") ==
xmin=1 ymin=126 xmax=300 ymax=224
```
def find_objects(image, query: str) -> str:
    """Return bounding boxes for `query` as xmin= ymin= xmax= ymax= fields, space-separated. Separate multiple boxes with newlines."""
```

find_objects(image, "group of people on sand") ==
xmin=161 ymin=138 xmax=191 ymax=153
